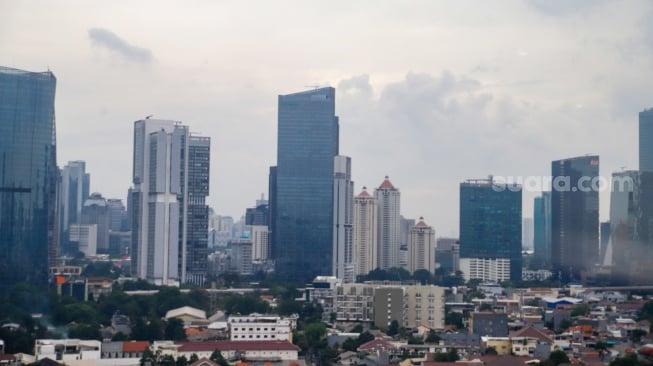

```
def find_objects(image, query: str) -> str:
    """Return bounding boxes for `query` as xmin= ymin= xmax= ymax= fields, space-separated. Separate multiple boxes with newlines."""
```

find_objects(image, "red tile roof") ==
xmin=378 ymin=176 xmax=395 ymax=189
xmin=509 ymin=325 xmax=553 ymax=344
xmin=177 ymin=341 xmax=299 ymax=353
xmin=358 ymin=338 xmax=395 ymax=352
xmin=358 ymin=188 xmax=371 ymax=197
xmin=122 ymin=341 xmax=149 ymax=353
xmin=415 ymin=217 xmax=428 ymax=227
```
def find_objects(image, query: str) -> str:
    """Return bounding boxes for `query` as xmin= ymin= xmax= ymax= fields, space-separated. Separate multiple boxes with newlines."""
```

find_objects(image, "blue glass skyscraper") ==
xmin=273 ymin=87 xmax=339 ymax=283
xmin=459 ymin=178 xmax=522 ymax=282
xmin=0 ymin=66 xmax=58 ymax=287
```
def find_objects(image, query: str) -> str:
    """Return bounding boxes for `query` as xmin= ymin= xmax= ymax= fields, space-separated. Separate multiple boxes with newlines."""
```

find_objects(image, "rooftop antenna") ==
xmin=145 ymin=114 xmax=153 ymax=119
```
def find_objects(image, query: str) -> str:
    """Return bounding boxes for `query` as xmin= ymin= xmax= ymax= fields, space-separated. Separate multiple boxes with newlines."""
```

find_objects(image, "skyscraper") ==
xmin=332 ymin=156 xmax=354 ymax=283
xmin=551 ymin=155 xmax=599 ymax=282
xmin=273 ymin=87 xmax=339 ymax=283
xmin=408 ymin=217 xmax=436 ymax=275
xmin=58 ymin=161 xmax=90 ymax=254
xmin=81 ymin=193 xmax=109 ymax=254
xmin=375 ymin=176 xmax=401 ymax=270
xmin=459 ymin=178 xmax=522 ymax=282
xmin=131 ymin=118 xmax=210 ymax=285
xmin=0 ymin=66 xmax=57 ymax=287
xmin=639 ymin=108 xmax=653 ymax=172
xmin=353 ymin=187 xmax=378 ymax=277
xmin=533 ymin=192 xmax=552 ymax=266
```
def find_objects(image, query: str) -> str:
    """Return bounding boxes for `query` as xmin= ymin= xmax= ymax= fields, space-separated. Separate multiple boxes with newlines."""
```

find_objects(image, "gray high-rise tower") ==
xmin=131 ymin=118 xmax=210 ymax=285
xmin=58 ymin=161 xmax=90 ymax=254
xmin=0 ymin=66 xmax=58 ymax=287
xmin=332 ymin=155 xmax=354 ymax=283
xmin=273 ymin=87 xmax=339 ymax=283
xmin=639 ymin=109 xmax=653 ymax=172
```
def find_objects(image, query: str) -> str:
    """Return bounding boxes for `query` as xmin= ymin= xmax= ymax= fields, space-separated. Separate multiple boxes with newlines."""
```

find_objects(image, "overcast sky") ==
xmin=2 ymin=1 xmax=651 ymax=237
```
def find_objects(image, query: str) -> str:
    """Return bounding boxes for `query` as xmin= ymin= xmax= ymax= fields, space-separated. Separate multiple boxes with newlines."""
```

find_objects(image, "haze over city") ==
xmin=4 ymin=1 xmax=653 ymax=236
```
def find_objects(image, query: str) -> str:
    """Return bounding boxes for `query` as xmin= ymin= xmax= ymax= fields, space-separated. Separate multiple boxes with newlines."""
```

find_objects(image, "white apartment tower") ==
xmin=408 ymin=217 xmax=436 ymax=275
xmin=375 ymin=176 xmax=401 ymax=270
xmin=354 ymin=188 xmax=378 ymax=276
xmin=131 ymin=118 xmax=210 ymax=286
xmin=333 ymin=156 xmax=354 ymax=283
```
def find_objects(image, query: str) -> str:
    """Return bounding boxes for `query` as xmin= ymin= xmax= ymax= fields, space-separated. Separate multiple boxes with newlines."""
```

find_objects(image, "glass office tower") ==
xmin=551 ymin=155 xmax=599 ymax=282
xmin=274 ymin=87 xmax=339 ymax=283
xmin=459 ymin=178 xmax=522 ymax=282
xmin=0 ymin=66 xmax=58 ymax=287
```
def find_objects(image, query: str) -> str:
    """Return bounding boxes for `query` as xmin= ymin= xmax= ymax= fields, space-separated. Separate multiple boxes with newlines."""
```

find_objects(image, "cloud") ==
xmin=88 ymin=28 xmax=153 ymax=63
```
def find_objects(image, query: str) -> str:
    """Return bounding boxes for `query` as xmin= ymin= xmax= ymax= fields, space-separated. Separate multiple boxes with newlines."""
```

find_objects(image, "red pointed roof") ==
xmin=416 ymin=217 xmax=428 ymax=227
xmin=378 ymin=175 xmax=395 ymax=189
xmin=358 ymin=186 xmax=370 ymax=197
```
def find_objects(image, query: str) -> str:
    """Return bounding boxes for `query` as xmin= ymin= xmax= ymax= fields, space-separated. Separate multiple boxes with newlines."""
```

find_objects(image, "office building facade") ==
xmin=640 ymin=109 xmax=653 ymax=172
xmin=551 ymin=156 xmax=599 ymax=281
xmin=375 ymin=176 xmax=401 ymax=270
xmin=459 ymin=178 xmax=522 ymax=282
xmin=81 ymin=193 xmax=109 ymax=254
xmin=0 ymin=66 xmax=58 ymax=287
xmin=131 ymin=119 xmax=210 ymax=285
xmin=58 ymin=161 xmax=90 ymax=254
xmin=273 ymin=87 xmax=339 ymax=283
xmin=332 ymin=155 xmax=354 ymax=283
xmin=533 ymin=192 xmax=552 ymax=266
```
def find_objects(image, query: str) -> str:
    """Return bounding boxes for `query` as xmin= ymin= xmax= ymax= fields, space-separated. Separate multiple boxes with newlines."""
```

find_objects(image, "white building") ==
xmin=228 ymin=315 xmax=294 ymax=341
xmin=131 ymin=118 xmax=210 ymax=286
xmin=333 ymin=156 xmax=354 ymax=283
xmin=353 ymin=187 xmax=378 ymax=276
xmin=460 ymin=257 xmax=511 ymax=282
xmin=69 ymin=223 xmax=97 ymax=257
xmin=248 ymin=225 xmax=269 ymax=260
xmin=408 ymin=217 xmax=436 ymax=275
xmin=35 ymin=339 xmax=101 ymax=362
xmin=375 ymin=176 xmax=401 ymax=270
xmin=230 ymin=239 xmax=253 ymax=275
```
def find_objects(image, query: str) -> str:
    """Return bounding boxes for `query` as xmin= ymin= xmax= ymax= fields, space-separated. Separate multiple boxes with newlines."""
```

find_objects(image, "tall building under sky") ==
xmin=551 ymin=155 xmax=599 ymax=282
xmin=375 ymin=176 xmax=401 ymax=270
xmin=353 ymin=187 xmax=378 ymax=277
xmin=533 ymin=192 xmax=552 ymax=266
xmin=0 ymin=66 xmax=58 ymax=287
xmin=459 ymin=178 xmax=522 ymax=282
xmin=58 ymin=160 xmax=90 ymax=254
xmin=332 ymin=155 xmax=354 ymax=283
xmin=131 ymin=118 xmax=210 ymax=286
xmin=639 ymin=109 xmax=653 ymax=172
xmin=408 ymin=217 xmax=436 ymax=275
xmin=273 ymin=87 xmax=339 ymax=283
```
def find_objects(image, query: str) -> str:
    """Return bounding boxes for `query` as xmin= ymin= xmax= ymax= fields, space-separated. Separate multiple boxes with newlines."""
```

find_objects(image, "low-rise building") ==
xmin=228 ymin=315 xmax=294 ymax=342
xmin=35 ymin=339 xmax=101 ymax=362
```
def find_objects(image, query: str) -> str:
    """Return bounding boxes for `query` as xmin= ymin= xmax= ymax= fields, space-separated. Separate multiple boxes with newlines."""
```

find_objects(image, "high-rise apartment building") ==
xmin=353 ymin=188 xmax=378 ymax=277
xmin=375 ymin=176 xmax=401 ymax=270
xmin=639 ymin=109 xmax=653 ymax=172
xmin=273 ymin=87 xmax=339 ymax=283
xmin=332 ymin=156 xmax=354 ymax=283
xmin=58 ymin=161 xmax=90 ymax=254
xmin=408 ymin=217 xmax=436 ymax=275
xmin=0 ymin=66 xmax=58 ymax=287
xmin=533 ymin=192 xmax=552 ymax=266
xmin=435 ymin=238 xmax=459 ymax=275
xmin=131 ymin=119 xmax=210 ymax=285
xmin=459 ymin=178 xmax=522 ymax=282
xmin=107 ymin=199 xmax=125 ymax=232
xmin=551 ymin=156 xmax=599 ymax=281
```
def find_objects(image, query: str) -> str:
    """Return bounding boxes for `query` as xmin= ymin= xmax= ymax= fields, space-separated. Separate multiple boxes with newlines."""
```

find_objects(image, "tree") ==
xmin=548 ymin=350 xmax=570 ymax=366
xmin=407 ymin=335 xmax=424 ymax=344
xmin=387 ymin=320 xmax=399 ymax=336
xmin=69 ymin=323 xmax=101 ymax=340
xmin=210 ymin=349 xmax=229 ymax=366
xmin=189 ymin=354 xmax=199 ymax=363
xmin=571 ymin=304 xmax=589 ymax=317
xmin=445 ymin=311 xmax=464 ymax=329
xmin=350 ymin=324 xmax=363 ymax=333
xmin=479 ymin=303 xmax=493 ymax=312
xmin=433 ymin=348 xmax=458 ymax=362
xmin=413 ymin=269 xmax=433 ymax=284
xmin=425 ymin=330 xmax=440 ymax=344
xmin=176 ymin=355 xmax=188 ymax=366
xmin=484 ymin=346 xmax=498 ymax=355
xmin=165 ymin=318 xmax=186 ymax=341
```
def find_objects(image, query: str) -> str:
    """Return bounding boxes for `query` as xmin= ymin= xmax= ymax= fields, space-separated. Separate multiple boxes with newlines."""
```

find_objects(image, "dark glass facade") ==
xmin=459 ymin=179 xmax=522 ymax=281
xmin=273 ymin=87 xmax=339 ymax=283
xmin=551 ymin=156 xmax=599 ymax=282
xmin=533 ymin=192 xmax=551 ymax=266
xmin=183 ymin=136 xmax=210 ymax=285
xmin=639 ymin=109 xmax=653 ymax=172
xmin=0 ymin=66 xmax=57 ymax=287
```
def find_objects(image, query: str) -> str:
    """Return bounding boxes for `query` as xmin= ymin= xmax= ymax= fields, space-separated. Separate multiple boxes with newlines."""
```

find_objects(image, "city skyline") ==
xmin=4 ymin=2 xmax=653 ymax=236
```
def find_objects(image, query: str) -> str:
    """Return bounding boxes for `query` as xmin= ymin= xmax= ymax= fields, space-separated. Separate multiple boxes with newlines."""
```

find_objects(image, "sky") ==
xmin=2 ymin=1 xmax=652 ymax=237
